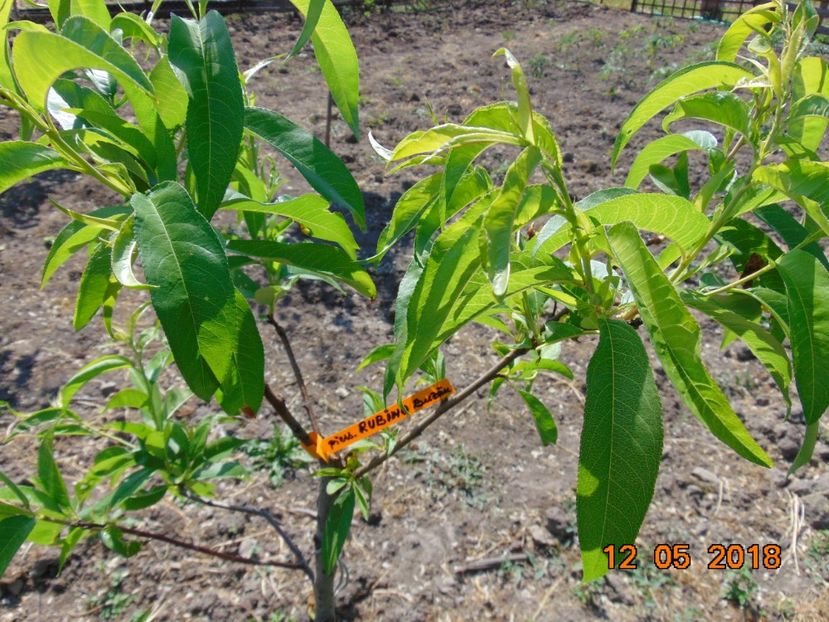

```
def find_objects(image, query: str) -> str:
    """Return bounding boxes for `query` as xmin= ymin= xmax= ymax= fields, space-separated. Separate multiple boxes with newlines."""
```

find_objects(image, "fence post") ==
xmin=630 ymin=0 xmax=637 ymax=13
xmin=701 ymin=0 xmax=723 ymax=19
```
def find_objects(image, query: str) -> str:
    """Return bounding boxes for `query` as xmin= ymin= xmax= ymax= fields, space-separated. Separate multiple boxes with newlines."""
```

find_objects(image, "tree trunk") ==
xmin=314 ymin=477 xmax=337 ymax=622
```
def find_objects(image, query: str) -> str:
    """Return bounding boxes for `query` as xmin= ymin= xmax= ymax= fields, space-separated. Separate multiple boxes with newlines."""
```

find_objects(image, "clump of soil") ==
xmin=2 ymin=2 xmax=828 ymax=621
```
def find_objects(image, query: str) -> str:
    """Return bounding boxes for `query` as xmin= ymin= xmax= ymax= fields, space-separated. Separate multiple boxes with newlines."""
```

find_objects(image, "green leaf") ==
xmin=577 ymin=319 xmax=662 ymax=582
xmin=390 ymin=124 xmax=524 ymax=163
xmin=482 ymin=147 xmax=541 ymax=296
xmin=133 ymin=182 xmax=265 ymax=413
xmin=0 ymin=141 xmax=68 ymax=195
xmin=682 ymin=292 xmax=791 ymax=405
xmin=436 ymin=263 xmax=574 ymax=347
xmin=168 ymin=12 xmax=244 ymax=219
xmin=517 ymin=389 xmax=557 ymax=446
xmin=60 ymin=354 xmax=132 ymax=407
xmin=26 ymin=520 xmax=63 ymax=546
xmin=150 ymin=56 xmax=189 ymax=129
xmin=74 ymin=241 xmax=118 ymax=330
xmin=227 ymin=239 xmax=375 ymax=298
xmin=100 ymin=527 xmax=140 ymax=557
xmin=13 ymin=17 xmax=153 ymax=111
xmin=41 ymin=205 xmax=129 ymax=287
xmin=662 ymin=92 xmax=751 ymax=138
xmin=790 ymin=57 xmax=829 ymax=152
xmin=289 ymin=0 xmax=359 ymax=137
xmin=755 ymin=204 xmax=829 ymax=271
xmin=110 ymin=12 xmax=160 ymax=47
xmin=716 ymin=4 xmax=779 ymax=62
xmin=0 ymin=516 xmax=36 ymax=578
xmin=59 ymin=527 xmax=87 ymax=572
xmin=493 ymin=48 xmax=534 ymax=142
xmin=611 ymin=62 xmax=753 ymax=167
xmin=776 ymin=251 xmax=829 ymax=425
xmin=109 ymin=468 xmax=155 ymax=510
xmin=111 ymin=215 xmax=148 ymax=288
xmin=221 ymin=194 xmax=358 ymax=258
xmin=0 ymin=472 xmax=31 ymax=510
xmin=608 ymin=222 xmax=772 ymax=467
xmin=626 ymin=131 xmax=717 ymax=189
xmin=753 ymin=161 xmax=829 ymax=235
xmin=789 ymin=93 xmax=829 ymax=124
xmin=357 ymin=344 xmax=396 ymax=370
xmin=0 ymin=0 xmax=16 ymax=91
xmin=789 ymin=421 xmax=819 ymax=475
xmin=245 ymin=107 xmax=365 ymax=229
xmin=375 ymin=173 xmax=442 ymax=259
xmin=38 ymin=435 xmax=71 ymax=510
xmin=322 ymin=487 xmax=355 ymax=575
xmin=289 ymin=0 xmax=325 ymax=56
xmin=396 ymin=217 xmax=485 ymax=383
xmin=215 ymin=291 xmax=265 ymax=417
xmin=0 ymin=502 xmax=30 ymax=520
xmin=534 ymin=193 xmax=709 ymax=257
xmin=121 ymin=485 xmax=167 ymax=511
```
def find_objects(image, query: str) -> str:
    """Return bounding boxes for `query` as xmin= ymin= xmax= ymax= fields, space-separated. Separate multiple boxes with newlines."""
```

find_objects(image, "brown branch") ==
xmin=354 ymin=347 xmax=529 ymax=478
xmin=182 ymin=491 xmax=314 ymax=583
xmin=44 ymin=518 xmax=305 ymax=571
xmin=264 ymin=384 xmax=312 ymax=447
xmin=267 ymin=315 xmax=321 ymax=435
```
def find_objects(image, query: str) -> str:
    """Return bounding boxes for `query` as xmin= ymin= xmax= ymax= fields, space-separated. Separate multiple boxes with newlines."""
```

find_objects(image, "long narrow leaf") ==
xmin=608 ymin=222 xmax=772 ymax=467
xmin=776 ymin=251 xmax=829 ymax=424
xmin=578 ymin=319 xmax=662 ymax=582
xmin=245 ymin=107 xmax=365 ymax=229
xmin=289 ymin=0 xmax=359 ymax=137
xmin=169 ymin=12 xmax=244 ymax=219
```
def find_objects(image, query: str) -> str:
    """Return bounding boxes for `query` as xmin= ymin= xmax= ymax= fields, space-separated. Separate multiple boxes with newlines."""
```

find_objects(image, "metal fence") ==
xmin=629 ymin=0 xmax=829 ymax=34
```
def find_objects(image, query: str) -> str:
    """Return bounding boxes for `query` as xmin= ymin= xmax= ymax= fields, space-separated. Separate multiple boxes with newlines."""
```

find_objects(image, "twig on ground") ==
xmin=454 ymin=553 xmax=530 ymax=575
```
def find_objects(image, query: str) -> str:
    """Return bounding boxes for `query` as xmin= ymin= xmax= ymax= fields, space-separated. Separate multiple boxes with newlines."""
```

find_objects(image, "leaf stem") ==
xmin=703 ymin=261 xmax=776 ymax=296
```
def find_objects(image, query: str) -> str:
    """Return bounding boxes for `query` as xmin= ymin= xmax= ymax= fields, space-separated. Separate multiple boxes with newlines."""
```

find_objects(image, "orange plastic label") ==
xmin=308 ymin=379 xmax=455 ymax=459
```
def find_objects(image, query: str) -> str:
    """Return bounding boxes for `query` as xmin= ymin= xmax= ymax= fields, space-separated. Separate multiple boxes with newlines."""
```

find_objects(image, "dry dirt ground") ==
xmin=2 ymin=1 xmax=829 ymax=621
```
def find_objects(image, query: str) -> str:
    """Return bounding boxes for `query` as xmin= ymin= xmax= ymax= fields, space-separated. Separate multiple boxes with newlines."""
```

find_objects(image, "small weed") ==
xmin=674 ymin=607 xmax=703 ymax=622
xmin=244 ymin=424 xmax=313 ymax=488
xmin=528 ymin=53 xmax=550 ymax=79
xmin=572 ymin=578 xmax=605 ymax=610
xmin=722 ymin=567 xmax=759 ymax=610
xmin=402 ymin=443 xmax=487 ymax=508
xmin=87 ymin=570 xmax=133 ymax=620
xmin=502 ymin=30 xmax=516 ymax=42
xmin=805 ymin=530 xmax=829 ymax=581
xmin=630 ymin=562 xmax=675 ymax=608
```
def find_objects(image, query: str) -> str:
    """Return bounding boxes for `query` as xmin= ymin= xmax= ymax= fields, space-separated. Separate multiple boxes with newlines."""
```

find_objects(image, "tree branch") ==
xmin=44 ymin=518 xmax=305 ymax=571
xmin=264 ymin=384 xmax=312 ymax=447
xmin=267 ymin=314 xmax=321 ymax=435
xmin=354 ymin=347 xmax=529 ymax=478
xmin=181 ymin=490 xmax=315 ymax=583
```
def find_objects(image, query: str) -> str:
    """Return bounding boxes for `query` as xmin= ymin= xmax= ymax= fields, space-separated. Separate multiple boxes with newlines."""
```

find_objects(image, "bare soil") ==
xmin=2 ymin=2 xmax=829 ymax=621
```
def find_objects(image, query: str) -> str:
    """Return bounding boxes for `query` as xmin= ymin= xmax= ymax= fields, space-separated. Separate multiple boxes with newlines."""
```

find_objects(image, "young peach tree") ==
xmin=0 ymin=0 xmax=827 ymax=620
